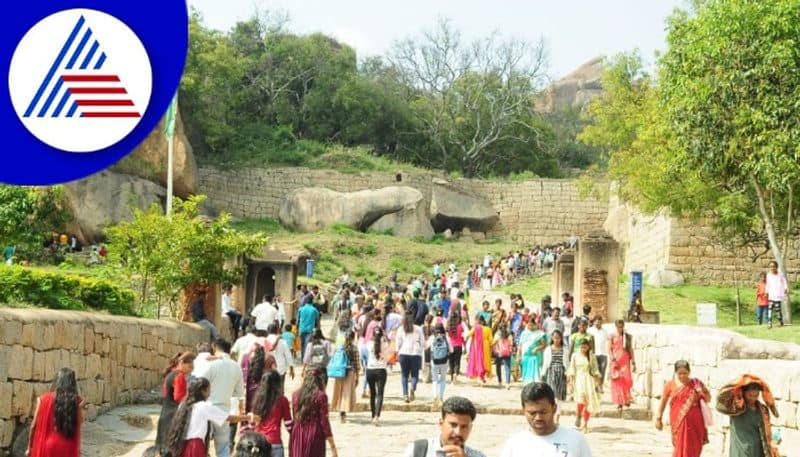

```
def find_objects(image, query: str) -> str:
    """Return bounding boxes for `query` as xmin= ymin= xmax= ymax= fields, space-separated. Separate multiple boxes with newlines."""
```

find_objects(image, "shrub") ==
xmin=0 ymin=266 xmax=136 ymax=315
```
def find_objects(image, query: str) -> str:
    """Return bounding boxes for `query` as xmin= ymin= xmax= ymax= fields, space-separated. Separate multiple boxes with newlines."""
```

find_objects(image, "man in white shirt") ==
xmin=250 ymin=294 xmax=278 ymax=331
xmin=230 ymin=318 xmax=257 ymax=361
xmin=587 ymin=316 xmax=609 ymax=393
xmin=402 ymin=396 xmax=486 ymax=457
xmin=501 ymin=382 xmax=592 ymax=457
xmin=766 ymin=260 xmax=789 ymax=328
xmin=274 ymin=295 xmax=287 ymax=328
xmin=196 ymin=338 xmax=245 ymax=457
xmin=221 ymin=286 xmax=242 ymax=340
xmin=266 ymin=323 xmax=295 ymax=386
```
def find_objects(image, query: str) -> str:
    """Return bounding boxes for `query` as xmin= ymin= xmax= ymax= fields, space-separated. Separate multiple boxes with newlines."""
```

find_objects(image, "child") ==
xmin=290 ymin=318 xmax=301 ymax=355
xmin=282 ymin=324 xmax=297 ymax=359
xmin=165 ymin=378 xmax=250 ymax=457
xmin=428 ymin=324 xmax=451 ymax=408
xmin=756 ymin=272 xmax=769 ymax=325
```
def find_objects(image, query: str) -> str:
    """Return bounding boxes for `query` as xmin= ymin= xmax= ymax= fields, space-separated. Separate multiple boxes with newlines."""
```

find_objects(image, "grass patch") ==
xmin=230 ymin=218 xmax=285 ymax=234
xmin=500 ymin=276 xmax=553 ymax=304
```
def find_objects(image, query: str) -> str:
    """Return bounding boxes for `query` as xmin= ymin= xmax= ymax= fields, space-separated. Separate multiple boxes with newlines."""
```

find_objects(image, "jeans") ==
xmin=211 ymin=420 xmax=231 ymax=457
xmin=596 ymin=355 xmax=608 ymax=383
xmin=226 ymin=310 xmax=242 ymax=339
xmin=757 ymin=305 xmax=769 ymax=325
xmin=494 ymin=356 xmax=511 ymax=384
xmin=300 ymin=332 xmax=312 ymax=359
xmin=360 ymin=345 xmax=370 ymax=390
xmin=768 ymin=300 xmax=784 ymax=326
xmin=399 ymin=354 xmax=422 ymax=397
xmin=432 ymin=363 xmax=447 ymax=399
xmin=366 ymin=368 xmax=387 ymax=418
xmin=448 ymin=346 xmax=463 ymax=377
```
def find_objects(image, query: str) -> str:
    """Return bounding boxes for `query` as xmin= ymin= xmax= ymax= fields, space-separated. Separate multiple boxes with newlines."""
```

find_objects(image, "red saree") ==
xmin=29 ymin=392 xmax=81 ymax=457
xmin=610 ymin=333 xmax=633 ymax=406
xmin=665 ymin=379 xmax=708 ymax=457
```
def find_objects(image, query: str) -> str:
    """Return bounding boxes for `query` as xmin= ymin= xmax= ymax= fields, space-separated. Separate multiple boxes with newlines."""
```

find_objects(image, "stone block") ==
xmin=43 ymin=350 xmax=61 ymax=381
xmin=69 ymin=351 xmax=85 ymax=379
xmin=84 ymin=328 xmax=95 ymax=354
xmin=0 ymin=418 xmax=14 ymax=448
xmin=775 ymin=400 xmax=797 ymax=428
xmin=32 ymin=383 xmax=49 ymax=400
xmin=0 ymin=345 xmax=8 ymax=382
xmin=7 ymin=345 xmax=33 ymax=380
xmin=0 ymin=320 xmax=22 ymax=345
xmin=12 ymin=380 xmax=33 ymax=418
xmin=31 ymin=350 xmax=46 ymax=381
xmin=53 ymin=321 xmax=68 ymax=348
xmin=0 ymin=382 xmax=12 ymax=418
xmin=85 ymin=354 xmax=101 ymax=379
xmin=67 ymin=323 xmax=84 ymax=352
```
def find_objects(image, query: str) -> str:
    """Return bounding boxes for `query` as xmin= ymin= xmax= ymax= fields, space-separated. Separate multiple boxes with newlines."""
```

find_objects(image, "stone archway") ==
xmin=255 ymin=266 xmax=276 ymax=308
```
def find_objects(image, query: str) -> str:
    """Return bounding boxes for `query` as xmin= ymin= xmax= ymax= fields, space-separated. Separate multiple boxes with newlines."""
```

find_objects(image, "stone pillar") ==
xmin=551 ymin=252 xmax=575 ymax=309
xmin=574 ymin=231 xmax=621 ymax=320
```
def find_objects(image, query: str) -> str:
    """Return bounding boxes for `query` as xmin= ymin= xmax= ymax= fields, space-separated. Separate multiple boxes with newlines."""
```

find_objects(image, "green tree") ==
xmin=105 ymin=195 xmax=267 ymax=317
xmin=0 ymin=185 xmax=70 ymax=256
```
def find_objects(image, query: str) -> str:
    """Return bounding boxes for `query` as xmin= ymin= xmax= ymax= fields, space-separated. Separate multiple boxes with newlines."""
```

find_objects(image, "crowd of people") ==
xmin=21 ymin=248 xmax=787 ymax=457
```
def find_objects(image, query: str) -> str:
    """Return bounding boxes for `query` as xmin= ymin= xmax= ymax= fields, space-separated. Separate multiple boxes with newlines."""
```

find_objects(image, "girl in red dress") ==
xmin=165 ymin=378 xmax=250 ymax=457
xmin=290 ymin=368 xmax=338 ymax=457
xmin=27 ymin=367 xmax=82 ymax=457
xmin=156 ymin=352 xmax=195 ymax=456
xmin=252 ymin=371 xmax=293 ymax=457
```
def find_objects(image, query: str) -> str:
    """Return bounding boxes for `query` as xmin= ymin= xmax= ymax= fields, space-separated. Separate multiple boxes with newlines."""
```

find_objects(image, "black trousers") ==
xmin=449 ymin=346 xmax=463 ymax=377
xmin=366 ymin=369 xmax=387 ymax=418
xmin=226 ymin=310 xmax=242 ymax=338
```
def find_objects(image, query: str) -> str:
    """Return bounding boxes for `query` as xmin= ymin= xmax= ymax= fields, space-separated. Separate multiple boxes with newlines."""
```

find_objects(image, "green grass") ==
xmin=499 ymin=275 xmax=800 ymax=344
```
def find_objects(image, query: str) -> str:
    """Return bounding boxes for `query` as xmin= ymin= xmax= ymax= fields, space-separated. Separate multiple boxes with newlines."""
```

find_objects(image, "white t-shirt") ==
xmin=231 ymin=333 xmax=257 ymax=359
xmin=587 ymin=327 xmax=609 ymax=357
xmin=221 ymin=293 xmax=233 ymax=314
xmin=185 ymin=401 xmax=229 ymax=440
xmin=766 ymin=272 xmax=788 ymax=301
xmin=501 ymin=427 xmax=592 ymax=457
xmin=251 ymin=301 xmax=278 ymax=331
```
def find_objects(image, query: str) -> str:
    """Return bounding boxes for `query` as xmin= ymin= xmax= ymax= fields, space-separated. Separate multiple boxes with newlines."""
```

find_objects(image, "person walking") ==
xmin=298 ymin=300 xmax=321 ymax=360
xmin=567 ymin=339 xmax=601 ymax=432
xmin=396 ymin=311 xmax=425 ymax=402
xmin=655 ymin=360 xmax=711 ymax=457
xmin=465 ymin=315 xmax=492 ymax=385
xmin=27 ymin=368 xmax=82 ymax=457
xmin=290 ymin=368 xmax=338 ymax=457
xmin=765 ymin=260 xmax=789 ymax=328
xmin=329 ymin=331 xmax=359 ymax=423
xmin=609 ymin=319 xmax=635 ymax=412
xmin=402 ymin=396 xmax=487 ymax=457
xmin=251 ymin=371 xmax=293 ymax=457
xmin=492 ymin=326 xmax=513 ymax=389
xmin=164 ymin=378 xmax=250 ymax=457
xmin=500 ymin=382 xmax=592 ymax=457
xmin=155 ymin=352 xmax=195 ymax=456
xmin=428 ymin=324 xmax=452 ymax=408
xmin=366 ymin=327 xmax=390 ymax=425
xmin=716 ymin=374 xmax=780 ymax=457
xmin=302 ymin=329 xmax=332 ymax=375
xmin=587 ymin=316 xmax=609 ymax=393
xmin=195 ymin=339 xmax=245 ymax=457
xmin=542 ymin=329 xmax=567 ymax=403
xmin=446 ymin=310 xmax=466 ymax=383
xmin=518 ymin=320 xmax=546 ymax=384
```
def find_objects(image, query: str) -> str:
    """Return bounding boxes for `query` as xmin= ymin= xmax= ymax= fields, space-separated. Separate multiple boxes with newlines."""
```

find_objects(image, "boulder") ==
xmin=63 ymin=170 xmax=166 ymax=243
xmin=430 ymin=182 xmax=498 ymax=233
xmin=368 ymin=193 xmax=434 ymax=240
xmin=278 ymin=186 xmax=433 ymax=237
xmin=645 ymin=269 xmax=685 ymax=287
xmin=111 ymin=103 xmax=197 ymax=198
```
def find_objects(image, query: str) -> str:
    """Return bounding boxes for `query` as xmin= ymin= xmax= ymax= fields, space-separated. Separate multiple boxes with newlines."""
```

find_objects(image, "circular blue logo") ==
xmin=2 ymin=0 xmax=188 ymax=185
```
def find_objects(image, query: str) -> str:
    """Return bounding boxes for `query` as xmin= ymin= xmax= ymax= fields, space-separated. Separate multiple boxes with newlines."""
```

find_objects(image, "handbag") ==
xmin=700 ymin=398 xmax=714 ymax=426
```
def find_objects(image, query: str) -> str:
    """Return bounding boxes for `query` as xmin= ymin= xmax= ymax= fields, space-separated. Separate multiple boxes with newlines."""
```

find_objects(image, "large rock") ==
xmin=278 ymin=186 xmax=433 ymax=238
xmin=111 ymin=103 xmax=197 ymax=198
xmin=367 ymin=192 xmax=434 ymax=240
xmin=535 ymin=56 xmax=604 ymax=113
xmin=63 ymin=170 xmax=166 ymax=243
xmin=429 ymin=181 xmax=498 ymax=233
xmin=645 ymin=269 xmax=685 ymax=287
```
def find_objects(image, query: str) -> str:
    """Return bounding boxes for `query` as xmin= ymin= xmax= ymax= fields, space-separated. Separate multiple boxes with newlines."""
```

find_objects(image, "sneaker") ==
xmin=410 ymin=390 xmax=416 ymax=402
xmin=404 ymin=395 xmax=410 ymax=403
xmin=372 ymin=417 xmax=380 ymax=426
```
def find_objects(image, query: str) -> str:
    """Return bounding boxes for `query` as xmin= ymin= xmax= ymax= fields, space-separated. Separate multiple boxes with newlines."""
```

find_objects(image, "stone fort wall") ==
xmin=198 ymin=167 xmax=609 ymax=247
xmin=0 ymin=309 xmax=208 ymax=454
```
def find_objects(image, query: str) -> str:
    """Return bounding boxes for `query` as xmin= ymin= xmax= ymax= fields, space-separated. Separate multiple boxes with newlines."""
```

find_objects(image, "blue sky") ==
xmin=187 ymin=0 xmax=685 ymax=78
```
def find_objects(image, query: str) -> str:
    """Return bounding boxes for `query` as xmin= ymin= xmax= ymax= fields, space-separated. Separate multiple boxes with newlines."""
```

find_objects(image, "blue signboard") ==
xmin=629 ymin=271 xmax=643 ymax=309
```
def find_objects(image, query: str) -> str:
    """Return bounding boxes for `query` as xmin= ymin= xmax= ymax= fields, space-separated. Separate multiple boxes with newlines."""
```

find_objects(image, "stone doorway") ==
xmin=254 ymin=266 xmax=276 ymax=308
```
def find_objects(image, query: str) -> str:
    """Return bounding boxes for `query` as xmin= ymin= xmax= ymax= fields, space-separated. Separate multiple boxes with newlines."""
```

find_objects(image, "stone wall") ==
xmin=626 ymin=323 xmax=800 ymax=431
xmin=0 ymin=309 xmax=208 ymax=454
xmin=198 ymin=167 xmax=608 ymax=246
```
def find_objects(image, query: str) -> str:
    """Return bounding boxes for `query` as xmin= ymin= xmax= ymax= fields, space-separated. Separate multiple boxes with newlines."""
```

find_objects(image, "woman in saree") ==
xmin=517 ymin=319 xmax=546 ymax=383
xmin=655 ymin=360 xmax=710 ymax=457
xmin=609 ymin=319 xmax=635 ymax=412
xmin=465 ymin=315 xmax=492 ymax=384
xmin=716 ymin=374 xmax=780 ymax=457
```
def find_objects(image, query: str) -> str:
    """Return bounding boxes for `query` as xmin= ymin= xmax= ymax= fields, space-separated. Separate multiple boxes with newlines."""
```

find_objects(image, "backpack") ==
xmin=309 ymin=343 xmax=329 ymax=367
xmin=495 ymin=338 xmax=512 ymax=358
xmin=327 ymin=345 xmax=349 ymax=379
xmin=431 ymin=335 xmax=449 ymax=364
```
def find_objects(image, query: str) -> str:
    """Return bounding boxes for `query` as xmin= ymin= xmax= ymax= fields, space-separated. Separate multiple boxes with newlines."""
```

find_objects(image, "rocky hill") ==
xmin=535 ymin=56 xmax=604 ymax=113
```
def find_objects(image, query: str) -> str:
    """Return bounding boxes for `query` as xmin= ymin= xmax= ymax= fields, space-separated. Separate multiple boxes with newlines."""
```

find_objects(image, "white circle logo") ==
xmin=8 ymin=9 xmax=152 ymax=153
